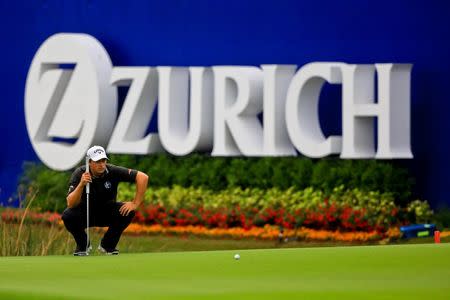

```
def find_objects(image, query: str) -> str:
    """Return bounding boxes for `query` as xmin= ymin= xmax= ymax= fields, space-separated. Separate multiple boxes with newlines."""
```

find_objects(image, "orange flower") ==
xmin=124 ymin=223 xmax=384 ymax=242
xmin=440 ymin=231 xmax=450 ymax=238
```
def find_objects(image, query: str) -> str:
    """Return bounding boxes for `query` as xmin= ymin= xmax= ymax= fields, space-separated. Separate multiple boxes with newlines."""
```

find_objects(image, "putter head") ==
xmin=73 ymin=244 xmax=92 ymax=256
xmin=73 ymin=251 xmax=89 ymax=256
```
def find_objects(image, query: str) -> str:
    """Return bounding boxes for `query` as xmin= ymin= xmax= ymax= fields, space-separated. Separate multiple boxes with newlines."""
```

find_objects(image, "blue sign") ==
xmin=1 ymin=1 xmax=450 ymax=208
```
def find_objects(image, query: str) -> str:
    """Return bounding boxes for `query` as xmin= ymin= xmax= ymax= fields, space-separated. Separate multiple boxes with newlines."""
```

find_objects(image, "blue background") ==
xmin=0 ymin=0 xmax=449 ymax=208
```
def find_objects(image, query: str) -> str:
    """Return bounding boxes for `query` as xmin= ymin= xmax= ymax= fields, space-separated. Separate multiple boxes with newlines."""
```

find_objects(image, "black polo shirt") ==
xmin=68 ymin=164 xmax=137 ymax=209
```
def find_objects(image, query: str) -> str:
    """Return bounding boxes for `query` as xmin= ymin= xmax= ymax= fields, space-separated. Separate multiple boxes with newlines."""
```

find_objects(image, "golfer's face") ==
xmin=90 ymin=158 xmax=107 ymax=176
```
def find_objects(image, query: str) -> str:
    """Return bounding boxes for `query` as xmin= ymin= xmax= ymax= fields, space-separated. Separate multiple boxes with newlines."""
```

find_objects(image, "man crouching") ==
xmin=62 ymin=145 xmax=148 ymax=256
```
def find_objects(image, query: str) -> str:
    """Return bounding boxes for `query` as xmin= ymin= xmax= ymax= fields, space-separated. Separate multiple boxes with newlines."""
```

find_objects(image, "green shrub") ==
xmin=109 ymin=154 xmax=413 ymax=201
xmin=118 ymin=184 xmax=419 ymax=219
xmin=19 ymin=162 xmax=70 ymax=213
xmin=19 ymin=154 xmax=416 ymax=212
xmin=432 ymin=206 xmax=450 ymax=230
xmin=406 ymin=200 xmax=434 ymax=224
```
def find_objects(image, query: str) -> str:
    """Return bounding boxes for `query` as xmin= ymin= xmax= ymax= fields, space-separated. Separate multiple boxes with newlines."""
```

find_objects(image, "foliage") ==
xmin=19 ymin=154 xmax=415 ymax=212
xmin=111 ymin=154 xmax=414 ymax=204
xmin=116 ymin=185 xmax=432 ymax=232
xmin=406 ymin=200 xmax=434 ymax=224
xmin=0 ymin=222 xmax=72 ymax=256
xmin=19 ymin=162 xmax=70 ymax=212
xmin=433 ymin=206 xmax=450 ymax=230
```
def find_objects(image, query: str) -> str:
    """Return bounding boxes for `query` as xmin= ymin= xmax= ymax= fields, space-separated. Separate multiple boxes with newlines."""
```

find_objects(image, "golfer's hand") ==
xmin=80 ymin=172 xmax=92 ymax=186
xmin=119 ymin=202 xmax=138 ymax=216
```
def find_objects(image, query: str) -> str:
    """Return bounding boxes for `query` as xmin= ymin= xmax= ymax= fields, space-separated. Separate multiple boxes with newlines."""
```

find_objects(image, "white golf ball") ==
xmin=234 ymin=254 xmax=240 ymax=260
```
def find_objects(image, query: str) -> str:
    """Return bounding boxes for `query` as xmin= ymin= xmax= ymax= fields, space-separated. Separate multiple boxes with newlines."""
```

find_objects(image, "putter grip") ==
xmin=85 ymin=156 xmax=90 ymax=194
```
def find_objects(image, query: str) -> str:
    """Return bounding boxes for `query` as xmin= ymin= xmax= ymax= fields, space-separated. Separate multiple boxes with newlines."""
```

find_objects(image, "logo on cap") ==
xmin=87 ymin=145 xmax=108 ymax=161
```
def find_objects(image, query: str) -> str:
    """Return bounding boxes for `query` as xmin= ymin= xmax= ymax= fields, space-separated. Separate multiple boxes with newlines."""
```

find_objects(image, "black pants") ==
xmin=62 ymin=202 xmax=135 ymax=250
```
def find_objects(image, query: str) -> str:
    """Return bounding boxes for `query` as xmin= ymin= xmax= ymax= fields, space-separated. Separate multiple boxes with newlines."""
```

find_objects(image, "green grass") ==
xmin=0 ymin=243 xmax=449 ymax=299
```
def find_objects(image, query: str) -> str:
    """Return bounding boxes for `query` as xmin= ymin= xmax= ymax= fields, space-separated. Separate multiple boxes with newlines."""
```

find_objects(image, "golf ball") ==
xmin=234 ymin=254 xmax=240 ymax=260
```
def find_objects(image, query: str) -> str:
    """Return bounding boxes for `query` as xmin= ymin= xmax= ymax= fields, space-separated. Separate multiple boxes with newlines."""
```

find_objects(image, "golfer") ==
xmin=62 ymin=145 xmax=148 ymax=256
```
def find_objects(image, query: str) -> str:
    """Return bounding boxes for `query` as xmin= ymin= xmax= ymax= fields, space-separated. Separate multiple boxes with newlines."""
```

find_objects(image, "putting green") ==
xmin=0 ymin=243 xmax=449 ymax=299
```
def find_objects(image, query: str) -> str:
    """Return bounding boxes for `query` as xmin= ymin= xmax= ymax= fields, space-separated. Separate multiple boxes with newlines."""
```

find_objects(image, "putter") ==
xmin=85 ymin=156 xmax=90 ymax=255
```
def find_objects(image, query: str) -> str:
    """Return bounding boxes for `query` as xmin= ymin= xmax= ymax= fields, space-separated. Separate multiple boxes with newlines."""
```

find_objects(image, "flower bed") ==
xmin=133 ymin=201 xmax=410 ymax=233
xmin=123 ymin=223 xmax=399 ymax=242
xmin=0 ymin=183 xmax=434 ymax=243
xmin=0 ymin=208 xmax=402 ymax=242
xmin=119 ymin=186 xmax=433 ymax=231
xmin=0 ymin=209 xmax=61 ymax=225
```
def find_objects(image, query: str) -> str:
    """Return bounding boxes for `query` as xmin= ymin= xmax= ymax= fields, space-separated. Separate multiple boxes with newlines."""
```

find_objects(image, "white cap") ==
xmin=86 ymin=145 xmax=108 ymax=162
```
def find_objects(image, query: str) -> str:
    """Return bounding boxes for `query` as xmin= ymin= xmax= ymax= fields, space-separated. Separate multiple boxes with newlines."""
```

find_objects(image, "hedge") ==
xmin=19 ymin=154 xmax=415 ymax=212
